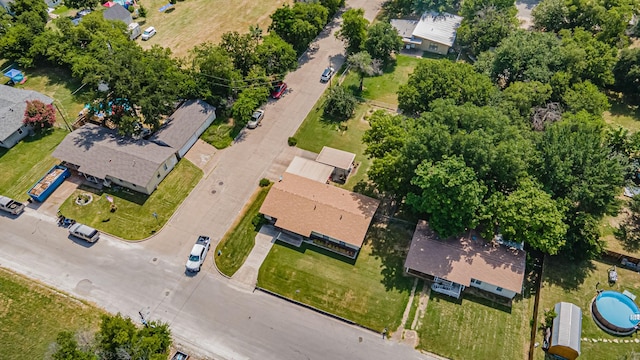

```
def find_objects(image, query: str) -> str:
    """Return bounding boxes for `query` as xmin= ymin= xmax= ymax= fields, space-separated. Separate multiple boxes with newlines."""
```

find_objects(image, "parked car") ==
xmin=271 ymin=82 xmax=287 ymax=99
xmin=320 ymin=67 xmax=335 ymax=82
xmin=247 ymin=109 xmax=265 ymax=129
xmin=185 ymin=236 xmax=211 ymax=273
xmin=69 ymin=223 xmax=100 ymax=243
xmin=141 ymin=26 xmax=156 ymax=41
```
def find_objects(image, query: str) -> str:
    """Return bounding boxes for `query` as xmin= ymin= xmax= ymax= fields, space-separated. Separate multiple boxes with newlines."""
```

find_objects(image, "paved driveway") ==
xmin=516 ymin=0 xmax=540 ymax=29
xmin=0 ymin=1 xmax=442 ymax=360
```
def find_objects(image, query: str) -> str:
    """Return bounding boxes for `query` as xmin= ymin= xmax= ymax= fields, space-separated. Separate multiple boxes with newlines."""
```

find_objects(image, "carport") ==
xmin=285 ymin=156 xmax=334 ymax=183
xmin=315 ymin=146 xmax=355 ymax=182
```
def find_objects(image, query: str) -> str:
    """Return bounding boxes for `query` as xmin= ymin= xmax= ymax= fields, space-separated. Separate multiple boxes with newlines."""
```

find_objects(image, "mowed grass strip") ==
xmin=201 ymin=118 xmax=241 ymax=150
xmin=257 ymin=222 xmax=415 ymax=331
xmin=138 ymin=0 xmax=292 ymax=58
xmin=534 ymin=258 xmax=640 ymax=360
xmin=215 ymin=184 xmax=272 ymax=277
xmin=417 ymin=290 xmax=533 ymax=360
xmin=0 ymin=267 xmax=102 ymax=359
xmin=59 ymin=160 xmax=202 ymax=240
xmin=0 ymin=129 xmax=67 ymax=201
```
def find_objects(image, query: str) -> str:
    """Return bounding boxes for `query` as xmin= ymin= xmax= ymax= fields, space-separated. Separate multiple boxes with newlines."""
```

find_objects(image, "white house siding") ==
xmin=0 ymin=125 xmax=30 ymax=149
xmin=177 ymin=113 xmax=216 ymax=158
xmin=470 ymin=279 xmax=517 ymax=299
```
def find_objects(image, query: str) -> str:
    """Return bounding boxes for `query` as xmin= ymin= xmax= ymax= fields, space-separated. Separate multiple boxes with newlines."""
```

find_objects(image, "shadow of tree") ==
xmin=543 ymin=256 xmax=597 ymax=291
xmin=615 ymin=212 xmax=640 ymax=253
xmin=366 ymin=220 xmax=416 ymax=291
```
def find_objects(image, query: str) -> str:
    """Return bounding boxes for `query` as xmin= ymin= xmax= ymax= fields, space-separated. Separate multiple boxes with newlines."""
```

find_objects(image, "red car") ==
xmin=271 ymin=82 xmax=287 ymax=99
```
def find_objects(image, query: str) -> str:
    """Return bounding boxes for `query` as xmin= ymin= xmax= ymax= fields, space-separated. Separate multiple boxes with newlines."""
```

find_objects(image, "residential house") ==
xmin=391 ymin=12 xmax=463 ymax=55
xmin=103 ymin=3 xmax=132 ymax=25
xmin=53 ymin=99 xmax=216 ymax=194
xmin=259 ymin=172 xmax=380 ymax=258
xmin=0 ymin=84 xmax=54 ymax=149
xmin=404 ymin=220 xmax=526 ymax=302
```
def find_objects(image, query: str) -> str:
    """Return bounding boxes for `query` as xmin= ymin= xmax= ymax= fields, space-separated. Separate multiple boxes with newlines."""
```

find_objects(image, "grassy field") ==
xmin=59 ymin=160 xmax=202 ymax=240
xmin=0 ymin=129 xmax=67 ymax=201
xmin=215 ymin=184 xmax=271 ymax=277
xmin=257 ymin=221 xmax=415 ymax=332
xmin=533 ymin=258 xmax=640 ymax=360
xmin=416 ymin=283 xmax=534 ymax=360
xmin=340 ymin=55 xmax=426 ymax=106
xmin=0 ymin=267 xmax=103 ymax=359
xmin=137 ymin=0 xmax=292 ymax=59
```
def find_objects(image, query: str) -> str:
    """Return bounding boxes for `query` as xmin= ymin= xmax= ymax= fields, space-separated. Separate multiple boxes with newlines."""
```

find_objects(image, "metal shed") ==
xmin=549 ymin=302 xmax=582 ymax=360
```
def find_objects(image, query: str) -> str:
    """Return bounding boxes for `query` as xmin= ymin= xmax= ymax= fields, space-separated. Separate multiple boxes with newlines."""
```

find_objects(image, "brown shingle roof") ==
xmin=315 ymin=146 xmax=355 ymax=170
xmin=52 ymin=124 xmax=175 ymax=186
xmin=405 ymin=221 xmax=526 ymax=293
xmin=259 ymin=173 xmax=380 ymax=247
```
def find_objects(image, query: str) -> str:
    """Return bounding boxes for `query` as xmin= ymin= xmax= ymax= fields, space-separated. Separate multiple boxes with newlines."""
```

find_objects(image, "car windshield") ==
xmin=144 ymin=31 xmax=151 ymax=35
xmin=322 ymin=69 xmax=330 ymax=76
xmin=189 ymin=255 xmax=200 ymax=262
xmin=252 ymin=111 xmax=262 ymax=118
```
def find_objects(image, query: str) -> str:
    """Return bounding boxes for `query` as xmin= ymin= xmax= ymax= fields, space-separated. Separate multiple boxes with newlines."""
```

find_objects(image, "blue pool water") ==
xmin=595 ymin=291 xmax=640 ymax=328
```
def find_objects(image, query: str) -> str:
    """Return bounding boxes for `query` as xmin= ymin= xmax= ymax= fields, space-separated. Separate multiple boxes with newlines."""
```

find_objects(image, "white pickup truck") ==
xmin=0 ymin=195 xmax=25 ymax=215
xmin=185 ymin=236 xmax=211 ymax=273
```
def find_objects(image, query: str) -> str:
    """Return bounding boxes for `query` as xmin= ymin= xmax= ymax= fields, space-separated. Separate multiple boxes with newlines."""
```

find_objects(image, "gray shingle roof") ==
xmin=52 ymin=124 xmax=176 ymax=186
xmin=0 ymin=85 xmax=53 ymax=142
xmin=149 ymin=99 xmax=216 ymax=150
xmin=103 ymin=3 xmax=133 ymax=25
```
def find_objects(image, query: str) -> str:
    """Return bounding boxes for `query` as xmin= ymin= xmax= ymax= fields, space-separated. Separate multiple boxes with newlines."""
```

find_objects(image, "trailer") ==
xmin=27 ymin=165 xmax=70 ymax=202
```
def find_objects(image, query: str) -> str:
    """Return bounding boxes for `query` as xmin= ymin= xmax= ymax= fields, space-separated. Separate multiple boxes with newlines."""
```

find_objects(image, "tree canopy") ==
xmin=364 ymin=21 xmax=403 ymax=63
xmin=336 ymin=8 xmax=369 ymax=54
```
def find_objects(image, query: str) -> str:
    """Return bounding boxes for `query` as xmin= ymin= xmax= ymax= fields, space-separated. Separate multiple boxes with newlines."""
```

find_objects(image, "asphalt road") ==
xmin=0 ymin=1 xmax=441 ymax=359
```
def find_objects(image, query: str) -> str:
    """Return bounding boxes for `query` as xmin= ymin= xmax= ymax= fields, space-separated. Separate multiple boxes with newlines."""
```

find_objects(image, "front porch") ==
xmin=271 ymin=227 xmax=359 ymax=259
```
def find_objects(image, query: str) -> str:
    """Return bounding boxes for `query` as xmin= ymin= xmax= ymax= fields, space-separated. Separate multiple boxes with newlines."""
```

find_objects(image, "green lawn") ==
xmin=0 ymin=267 xmax=103 ymax=359
xmin=293 ymin=96 xmax=373 ymax=191
xmin=604 ymin=95 xmax=640 ymax=132
xmin=257 ymin=221 xmax=415 ymax=332
xmin=215 ymin=184 xmax=272 ymax=277
xmin=200 ymin=118 xmax=241 ymax=149
xmin=340 ymin=55 xmax=425 ymax=106
xmin=534 ymin=258 xmax=640 ymax=360
xmin=13 ymin=65 xmax=88 ymax=122
xmin=0 ymin=129 xmax=68 ymax=202
xmin=416 ymin=289 xmax=533 ymax=360
xmin=58 ymin=160 xmax=202 ymax=240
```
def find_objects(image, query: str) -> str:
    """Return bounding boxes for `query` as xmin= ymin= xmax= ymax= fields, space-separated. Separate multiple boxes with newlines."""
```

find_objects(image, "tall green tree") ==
xmin=336 ymin=8 xmax=369 ymax=54
xmin=559 ymin=27 xmax=617 ymax=87
xmin=457 ymin=5 xmax=518 ymax=55
xmin=269 ymin=3 xmax=329 ymax=54
xmin=191 ymin=43 xmax=243 ymax=99
xmin=254 ymin=33 xmax=298 ymax=76
xmin=324 ymin=86 xmax=358 ymax=120
xmin=398 ymin=59 xmax=498 ymax=115
xmin=220 ymin=31 xmax=258 ymax=76
xmin=614 ymin=48 xmax=640 ymax=101
xmin=483 ymin=179 xmax=568 ymax=254
xmin=407 ymin=155 xmax=487 ymax=237
xmin=52 ymin=332 xmax=95 ymax=360
xmin=562 ymin=81 xmax=610 ymax=116
xmin=347 ymin=51 xmax=380 ymax=91
xmin=364 ymin=21 xmax=403 ymax=63
xmin=64 ymin=0 xmax=100 ymax=9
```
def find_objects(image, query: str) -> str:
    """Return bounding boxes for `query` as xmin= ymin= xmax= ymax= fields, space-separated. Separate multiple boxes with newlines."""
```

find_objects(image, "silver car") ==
xmin=247 ymin=110 xmax=264 ymax=129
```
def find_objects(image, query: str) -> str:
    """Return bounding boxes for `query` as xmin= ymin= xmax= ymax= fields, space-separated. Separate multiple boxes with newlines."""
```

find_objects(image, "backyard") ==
xmin=137 ymin=0 xmax=292 ymax=58
xmin=534 ymin=257 xmax=640 ymax=360
xmin=257 ymin=221 xmax=416 ymax=332
xmin=604 ymin=94 xmax=640 ymax=132
xmin=58 ymin=160 xmax=202 ymax=240
xmin=0 ymin=267 xmax=103 ymax=359
xmin=415 ymin=288 xmax=534 ymax=360
xmin=215 ymin=184 xmax=272 ymax=277
xmin=0 ymin=129 xmax=67 ymax=201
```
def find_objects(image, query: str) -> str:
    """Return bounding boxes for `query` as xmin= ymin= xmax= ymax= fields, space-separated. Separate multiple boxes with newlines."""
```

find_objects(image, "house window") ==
xmin=428 ymin=43 xmax=439 ymax=51
xmin=471 ymin=279 xmax=482 ymax=285
xmin=17 ymin=128 xmax=23 ymax=134
xmin=157 ymin=173 xmax=161 ymax=178
xmin=496 ymin=287 xmax=503 ymax=292
xmin=163 ymin=164 xmax=168 ymax=171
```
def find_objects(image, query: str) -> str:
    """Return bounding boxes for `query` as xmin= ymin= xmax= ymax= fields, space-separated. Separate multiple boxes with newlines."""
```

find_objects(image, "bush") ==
xmin=251 ymin=214 xmax=268 ymax=230
xmin=127 ymin=5 xmax=134 ymax=13
xmin=324 ymin=86 xmax=357 ymax=121
xmin=23 ymin=100 xmax=56 ymax=131
xmin=138 ymin=5 xmax=147 ymax=17
xmin=259 ymin=178 xmax=271 ymax=187
xmin=287 ymin=137 xmax=298 ymax=146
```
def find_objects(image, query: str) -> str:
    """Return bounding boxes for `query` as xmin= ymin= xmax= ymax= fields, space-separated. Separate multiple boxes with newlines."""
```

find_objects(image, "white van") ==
xmin=141 ymin=26 xmax=156 ymax=41
xmin=69 ymin=223 xmax=100 ymax=243
xmin=128 ymin=23 xmax=141 ymax=40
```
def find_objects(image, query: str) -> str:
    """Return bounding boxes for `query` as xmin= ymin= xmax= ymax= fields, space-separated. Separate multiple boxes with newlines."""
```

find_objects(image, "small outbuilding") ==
xmin=315 ymin=146 xmax=355 ymax=182
xmin=548 ymin=302 xmax=582 ymax=360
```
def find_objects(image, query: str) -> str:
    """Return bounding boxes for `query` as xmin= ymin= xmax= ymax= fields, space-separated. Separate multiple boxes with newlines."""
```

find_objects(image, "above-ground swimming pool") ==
xmin=592 ymin=290 xmax=640 ymax=335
